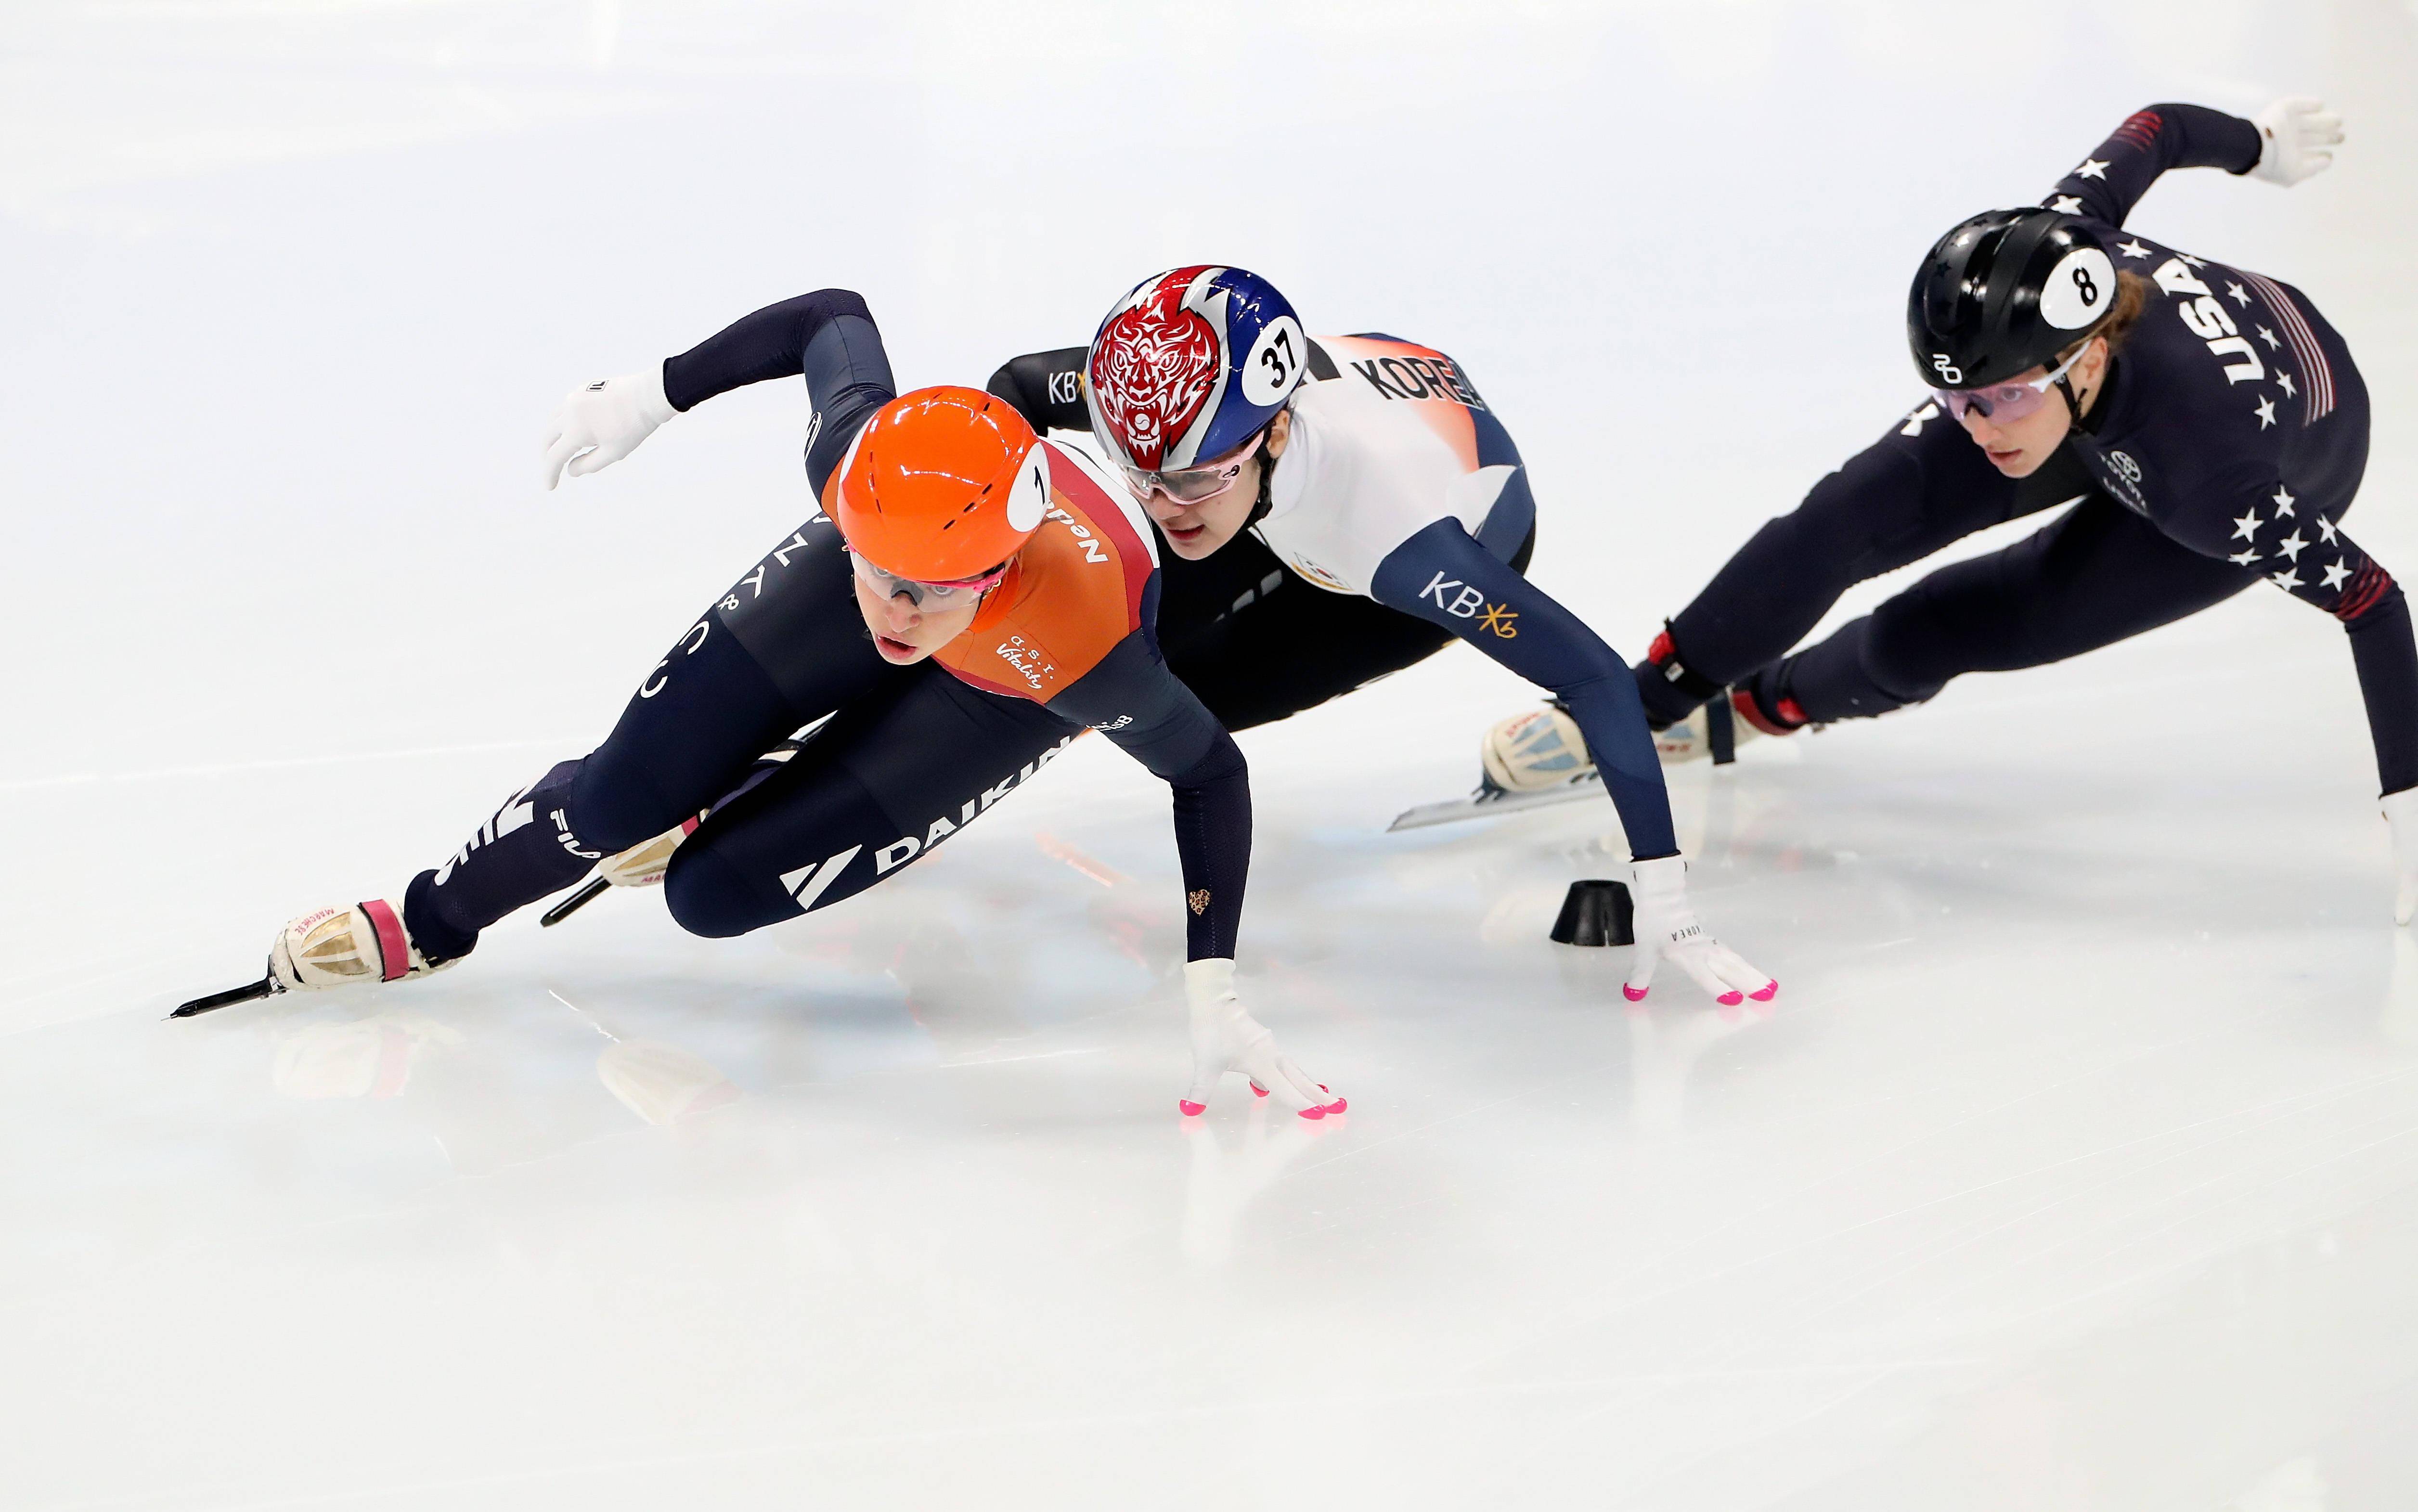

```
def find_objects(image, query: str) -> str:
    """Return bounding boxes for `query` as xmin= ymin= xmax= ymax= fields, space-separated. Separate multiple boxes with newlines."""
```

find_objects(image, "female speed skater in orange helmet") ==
xmin=546 ymin=270 xmax=1775 ymax=1012
xmin=177 ymin=291 xmax=1343 ymax=1120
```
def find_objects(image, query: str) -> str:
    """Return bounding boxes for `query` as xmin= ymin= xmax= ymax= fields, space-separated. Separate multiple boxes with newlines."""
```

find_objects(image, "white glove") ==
xmin=1181 ymin=958 xmax=1345 ymax=1120
xmin=2384 ymin=789 xmax=2418 ymax=926
xmin=1623 ymin=854 xmax=1776 ymax=1008
xmin=2250 ymin=97 xmax=2342 ymax=187
xmin=542 ymin=365 xmax=676 ymax=489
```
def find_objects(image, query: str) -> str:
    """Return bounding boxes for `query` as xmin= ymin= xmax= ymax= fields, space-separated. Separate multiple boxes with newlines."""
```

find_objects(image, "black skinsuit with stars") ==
xmin=1636 ymin=103 xmax=2418 ymax=798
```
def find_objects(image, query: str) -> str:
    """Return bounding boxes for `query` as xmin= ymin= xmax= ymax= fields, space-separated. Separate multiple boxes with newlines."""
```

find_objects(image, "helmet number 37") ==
xmin=1241 ymin=316 xmax=1307 ymax=407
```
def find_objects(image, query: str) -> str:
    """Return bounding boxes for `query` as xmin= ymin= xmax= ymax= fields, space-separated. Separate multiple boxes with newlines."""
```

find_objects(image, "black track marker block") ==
xmin=1550 ymin=879 xmax=1635 ymax=947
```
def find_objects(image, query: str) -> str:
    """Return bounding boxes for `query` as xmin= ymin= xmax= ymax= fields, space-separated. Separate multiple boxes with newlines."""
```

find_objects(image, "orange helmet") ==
xmin=832 ymin=387 xmax=1048 ymax=581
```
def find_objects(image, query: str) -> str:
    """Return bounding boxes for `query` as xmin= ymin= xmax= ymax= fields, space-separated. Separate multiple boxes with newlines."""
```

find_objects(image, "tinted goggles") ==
xmin=1117 ymin=426 xmax=1267 ymax=505
xmin=847 ymin=548 xmax=1007 ymax=608
xmin=1931 ymin=342 xmax=2089 ymax=423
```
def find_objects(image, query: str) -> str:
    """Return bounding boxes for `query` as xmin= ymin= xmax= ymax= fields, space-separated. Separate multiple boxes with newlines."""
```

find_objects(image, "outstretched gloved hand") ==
xmin=542 ymin=365 xmax=677 ymax=489
xmin=1182 ymin=958 xmax=1345 ymax=1120
xmin=2250 ymin=97 xmax=2343 ymax=187
xmin=2384 ymin=790 xmax=2418 ymax=926
xmin=1624 ymin=855 xmax=1777 ymax=1008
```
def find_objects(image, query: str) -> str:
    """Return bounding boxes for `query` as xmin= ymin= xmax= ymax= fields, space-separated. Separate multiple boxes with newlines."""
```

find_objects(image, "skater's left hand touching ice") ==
xmin=1623 ymin=855 xmax=1777 ymax=1009
xmin=1182 ymin=959 xmax=1345 ymax=1120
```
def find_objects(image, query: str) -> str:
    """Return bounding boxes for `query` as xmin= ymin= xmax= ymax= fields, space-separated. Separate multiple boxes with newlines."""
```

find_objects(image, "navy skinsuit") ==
xmin=1635 ymin=103 xmax=2418 ymax=799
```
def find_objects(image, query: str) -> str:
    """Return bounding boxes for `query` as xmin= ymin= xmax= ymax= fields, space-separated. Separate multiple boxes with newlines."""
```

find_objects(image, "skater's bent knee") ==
xmin=565 ymin=763 xmax=691 ymax=856
xmin=661 ymin=847 xmax=776 ymax=940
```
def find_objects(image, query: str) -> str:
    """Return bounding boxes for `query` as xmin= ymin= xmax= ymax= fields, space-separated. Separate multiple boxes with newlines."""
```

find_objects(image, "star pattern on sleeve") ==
xmin=2117 ymin=238 xmax=2152 ymax=259
xmin=2178 ymin=253 xmax=2205 ymax=268
xmin=2225 ymin=281 xmax=2251 ymax=308
xmin=2232 ymin=508 xmax=2263 ymax=542
xmin=2229 ymin=548 xmax=2262 ymax=566
xmin=2317 ymin=514 xmax=2340 ymax=545
xmin=2270 ymin=566 xmax=2304 ymax=591
xmin=2254 ymin=396 xmax=2277 ymax=429
xmin=2075 ymin=158 xmax=2110 ymax=180
xmin=2048 ymin=194 xmax=2084 ymax=215
xmin=2255 ymin=325 xmax=2281 ymax=350
xmin=2277 ymin=372 xmax=2296 ymax=398
xmin=2321 ymin=558 xmax=2353 ymax=593
xmin=2278 ymin=529 xmax=2309 ymax=562
xmin=2272 ymin=487 xmax=2295 ymax=517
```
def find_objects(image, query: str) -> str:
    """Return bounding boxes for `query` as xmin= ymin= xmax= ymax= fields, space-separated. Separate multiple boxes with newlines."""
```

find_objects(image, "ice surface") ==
xmin=6 ymin=2 xmax=2418 ymax=1507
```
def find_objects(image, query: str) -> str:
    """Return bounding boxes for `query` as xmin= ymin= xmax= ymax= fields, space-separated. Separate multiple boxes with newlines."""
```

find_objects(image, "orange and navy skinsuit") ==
xmin=401 ymin=290 xmax=1252 ymax=962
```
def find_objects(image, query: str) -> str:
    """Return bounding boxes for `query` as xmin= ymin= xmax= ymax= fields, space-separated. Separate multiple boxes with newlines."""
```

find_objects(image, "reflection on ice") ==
xmin=1179 ymin=1101 xmax=1328 ymax=1267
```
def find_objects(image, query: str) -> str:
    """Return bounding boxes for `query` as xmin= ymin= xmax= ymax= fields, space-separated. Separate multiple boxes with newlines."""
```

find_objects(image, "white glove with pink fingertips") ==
xmin=1623 ymin=855 xmax=1777 ymax=1009
xmin=1181 ymin=958 xmax=1345 ymax=1120
xmin=2384 ymin=790 xmax=2418 ymax=926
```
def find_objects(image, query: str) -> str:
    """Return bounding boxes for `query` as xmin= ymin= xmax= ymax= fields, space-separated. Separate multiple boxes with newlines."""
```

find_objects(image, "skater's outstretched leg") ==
xmin=194 ymin=517 xmax=908 ymax=1006
xmin=1753 ymin=496 xmax=2257 ymax=724
xmin=1630 ymin=409 xmax=2077 ymax=728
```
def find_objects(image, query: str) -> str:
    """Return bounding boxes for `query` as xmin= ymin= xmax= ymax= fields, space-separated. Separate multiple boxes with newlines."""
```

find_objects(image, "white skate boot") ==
xmin=1653 ymin=698 xmax=1759 ymax=765
xmin=593 ymin=814 xmax=704 ymax=889
xmin=269 ymin=900 xmax=456 ymax=991
xmin=1480 ymin=704 xmax=1591 ymax=793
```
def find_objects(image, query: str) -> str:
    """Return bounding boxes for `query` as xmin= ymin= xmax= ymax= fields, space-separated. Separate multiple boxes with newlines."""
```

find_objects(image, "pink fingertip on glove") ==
xmin=1179 ymin=1099 xmax=1207 ymax=1117
xmin=1623 ymin=984 xmax=1649 ymax=1003
xmin=1717 ymin=989 xmax=1745 ymax=1007
xmin=1750 ymin=980 xmax=1779 ymax=1002
xmin=1250 ymin=1082 xmax=1268 ymax=1098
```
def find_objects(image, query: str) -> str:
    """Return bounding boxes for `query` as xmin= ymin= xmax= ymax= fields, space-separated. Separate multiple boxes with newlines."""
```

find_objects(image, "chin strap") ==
xmin=1243 ymin=414 xmax=1285 ymax=529
xmin=2056 ymin=354 xmax=2109 ymax=436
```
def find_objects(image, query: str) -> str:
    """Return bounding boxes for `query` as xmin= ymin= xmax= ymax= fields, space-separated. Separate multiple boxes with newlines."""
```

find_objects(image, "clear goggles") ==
xmin=1117 ymin=426 xmax=1267 ymax=505
xmin=1931 ymin=342 xmax=2089 ymax=423
xmin=846 ymin=548 xmax=1007 ymax=608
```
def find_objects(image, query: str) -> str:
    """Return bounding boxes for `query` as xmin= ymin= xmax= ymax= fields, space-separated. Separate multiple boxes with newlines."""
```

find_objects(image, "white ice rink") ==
xmin=9 ymin=2 xmax=2418 ymax=1507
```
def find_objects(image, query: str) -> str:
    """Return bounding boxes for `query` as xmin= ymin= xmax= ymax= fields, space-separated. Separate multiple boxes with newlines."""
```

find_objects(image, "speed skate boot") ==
xmin=592 ymin=814 xmax=704 ymax=890
xmin=1480 ymin=703 xmax=1591 ymax=795
xmin=1655 ymin=675 xmax=1809 ymax=765
xmin=268 ymin=900 xmax=458 ymax=992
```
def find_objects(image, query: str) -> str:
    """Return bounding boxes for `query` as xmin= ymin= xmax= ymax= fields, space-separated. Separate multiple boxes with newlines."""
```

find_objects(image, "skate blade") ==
xmin=540 ymin=877 xmax=612 ymax=928
xmin=168 ymin=975 xmax=282 ymax=1019
xmin=1387 ymin=770 xmax=1604 ymax=832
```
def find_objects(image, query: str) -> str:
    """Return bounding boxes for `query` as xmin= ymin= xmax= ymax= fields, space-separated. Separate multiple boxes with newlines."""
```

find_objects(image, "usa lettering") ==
xmin=2152 ymin=258 xmax=2263 ymax=385
xmin=1353 ymin=354 xmax=1487 ymax=410
xmin=1420 ymin=571 xmax=1486 ymax=618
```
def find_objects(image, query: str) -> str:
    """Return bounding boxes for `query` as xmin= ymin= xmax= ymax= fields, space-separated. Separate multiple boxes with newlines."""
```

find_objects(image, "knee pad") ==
xmin=661 ymin=845 xmax=776 ymax=940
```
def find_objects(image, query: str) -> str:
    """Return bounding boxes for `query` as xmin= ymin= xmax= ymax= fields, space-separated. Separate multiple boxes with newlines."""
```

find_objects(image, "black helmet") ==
xmin=1908 ymin=209 xmax=2119 ymax=391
